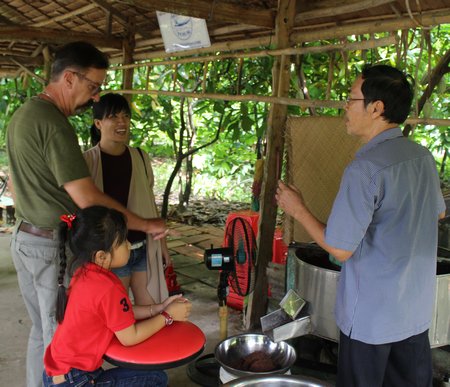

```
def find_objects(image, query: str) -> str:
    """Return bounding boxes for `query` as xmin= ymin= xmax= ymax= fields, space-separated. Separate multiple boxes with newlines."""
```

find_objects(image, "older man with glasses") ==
xmin=6 ymin=41 xmax=169 ymax=387
xmin=277 ymin=64 xmax=445 ymax=386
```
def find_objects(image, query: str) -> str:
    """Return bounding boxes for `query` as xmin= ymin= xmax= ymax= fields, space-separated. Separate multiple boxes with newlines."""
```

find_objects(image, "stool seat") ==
xmin=104 ymin=321 xmax=206 ymax=370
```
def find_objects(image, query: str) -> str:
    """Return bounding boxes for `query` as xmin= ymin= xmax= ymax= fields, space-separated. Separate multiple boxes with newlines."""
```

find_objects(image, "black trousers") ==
xmin=336 ymin=329 xmax=432 ymax=387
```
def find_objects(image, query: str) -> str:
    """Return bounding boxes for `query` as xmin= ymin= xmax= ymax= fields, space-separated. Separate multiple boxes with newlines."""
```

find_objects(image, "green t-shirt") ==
xmin=7 ymin=97 xmax=90 ymax=229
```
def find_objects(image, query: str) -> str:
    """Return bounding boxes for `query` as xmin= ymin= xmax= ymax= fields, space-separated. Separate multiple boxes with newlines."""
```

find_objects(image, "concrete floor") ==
xmin=1 ymin=224 xmax=449 ymax=386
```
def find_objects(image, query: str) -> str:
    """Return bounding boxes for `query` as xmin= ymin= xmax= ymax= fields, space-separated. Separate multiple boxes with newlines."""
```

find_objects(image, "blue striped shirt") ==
xmin=325 ymin=127 xmax=445 ymax=344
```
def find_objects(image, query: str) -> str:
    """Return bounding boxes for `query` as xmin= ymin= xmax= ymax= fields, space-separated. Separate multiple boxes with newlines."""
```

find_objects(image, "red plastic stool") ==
xmin=165 ymin=263 xmax=181 ymax=294
xmin=272 ymin=227 xmax=288 ymax=264
xmin=104 ymin=321 xmax=205 ymax=370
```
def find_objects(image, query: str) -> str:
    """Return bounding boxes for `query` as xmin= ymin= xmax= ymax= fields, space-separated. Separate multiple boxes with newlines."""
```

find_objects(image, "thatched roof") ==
xmin=1 ymin=0 xmax=449 ymax=77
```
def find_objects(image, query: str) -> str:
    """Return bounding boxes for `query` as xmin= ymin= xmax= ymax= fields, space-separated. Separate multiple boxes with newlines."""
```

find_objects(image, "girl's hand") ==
xmin=162 ymin=294 xmax=184 ymax=309
xmin=165 ymin=299 xmax=191 ymax=322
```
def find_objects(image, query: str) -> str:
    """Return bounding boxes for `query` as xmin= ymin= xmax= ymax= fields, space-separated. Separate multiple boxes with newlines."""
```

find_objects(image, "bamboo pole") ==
xmin=295 ymin=0 xmax=397 ymax=23
xmin=219 ymin=305 xmax=228 ymax=341
xmin=110 ymin=36 xmax=396 ymax=71
xmin=122 ymin=22 xmax=135 ymax=105
xmin=0 ymin=25 xmax=122 ymax=49
xmin=247 ymin=0 xmax=296 ymax=330
xmin=10 ymin=59 xmax=45 ymax=85
xmin=129 ymin=36 xmax=273 ymax=63
xmin=291 ymin=9 xmax=450 ymax=43
xmin=112 ymin=89 xmax=450 ymax=126
xmin=115 ymin=85 xmax=450 ymax=125
xmin=107 ymin=9 xmax=449 ymax=65
xmin=0 ymin=70 xmax=19 ymax=78
xmin=113 ymin=88 xmax=344 ymax=109
xmin=201 ymin=61 xmax=208 ymax=93
xmin=33 ymin=4 xmax=97 ymax=27
xmin=405 ymin=118 xmax=450 ymax=127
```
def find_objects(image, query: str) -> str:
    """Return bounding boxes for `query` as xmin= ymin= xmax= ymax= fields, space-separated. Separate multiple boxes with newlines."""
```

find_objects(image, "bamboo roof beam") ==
xmin=130 ymin=0 xmax=276 ymax=29
xmin=33 ymin=4 xmax=97 ymax=27
xmin=0 ymin=69 xmax=18 ymax=77
xmin=129 ymin=23 xmax=265 ymax=54
xmin=291 ymin=9 xmax=450 ymax=43
xmin=10 ymin=58 xmax=45 ymax=84
xmin=92 ymin=0 xmax=129 ymax=26
xmin=0 ymin=49 xmax=35 ymax=58
xmin=111 ymin=36 xmax=396 ymax=70
xmin=130 ymin=35 xmax=274 ymax=62
xmin=0 ymin=25 xmax=123 ymax=49
xmin=92 ymin=0 xmax=154 ymax=40
xmin=0 ymin=55 xmax=43 ymax=66
xmin=295 ymin=0 xmax=397 ymax=23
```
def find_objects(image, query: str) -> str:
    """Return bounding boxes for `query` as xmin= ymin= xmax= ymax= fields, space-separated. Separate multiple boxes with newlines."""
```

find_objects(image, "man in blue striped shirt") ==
xmin=277 ymin=65 xmax=446 ymax=387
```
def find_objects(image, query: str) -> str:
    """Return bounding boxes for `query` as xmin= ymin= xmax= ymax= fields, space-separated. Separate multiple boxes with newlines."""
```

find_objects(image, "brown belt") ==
xmin=19 ymin=222 xmax=54 ymax=239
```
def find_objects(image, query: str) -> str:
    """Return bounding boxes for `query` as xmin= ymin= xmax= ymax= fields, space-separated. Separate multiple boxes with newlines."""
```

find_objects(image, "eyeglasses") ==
xmin=71 ymin=71 xmax=102 ymax=95
xmin=345 ymin=97 xmax=366 ymax=104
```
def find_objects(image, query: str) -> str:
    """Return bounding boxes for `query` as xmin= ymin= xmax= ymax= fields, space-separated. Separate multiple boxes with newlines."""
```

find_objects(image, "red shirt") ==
xmin=44 ymin=262 xmax=135 ymax=375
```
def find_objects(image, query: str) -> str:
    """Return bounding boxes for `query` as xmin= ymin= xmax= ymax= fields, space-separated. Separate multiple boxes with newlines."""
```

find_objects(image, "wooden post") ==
xmin=246 ymin=0 xmax=295 ymax=329
xmin=42 ymin=46 xmax=52 ymax=83
xmin=122 ymin=19 xmax=135 ymax=106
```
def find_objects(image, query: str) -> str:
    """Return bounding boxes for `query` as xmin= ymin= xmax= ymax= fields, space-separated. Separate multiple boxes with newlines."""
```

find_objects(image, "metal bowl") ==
xmin=222 ymin=374 xmax=334 ymax=387
xmin=215 ymin=333 xmax=296 ymax=377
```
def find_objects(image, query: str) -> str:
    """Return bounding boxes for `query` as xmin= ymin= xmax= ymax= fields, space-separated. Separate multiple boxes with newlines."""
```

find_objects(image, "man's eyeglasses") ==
xmin=71 ymin=71 xmax=102 ymax=95
xmin=345 ymin=97 xmax=366 ymax=104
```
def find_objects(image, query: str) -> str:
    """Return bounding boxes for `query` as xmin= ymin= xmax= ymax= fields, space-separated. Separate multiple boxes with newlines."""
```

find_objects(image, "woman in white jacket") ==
xmin=84 ymin=93 xmax=170 ymax=306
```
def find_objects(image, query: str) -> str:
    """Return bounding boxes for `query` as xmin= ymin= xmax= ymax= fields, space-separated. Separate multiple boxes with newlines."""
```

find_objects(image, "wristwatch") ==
xmin=160 ymin=310 xmax=174 ymax=326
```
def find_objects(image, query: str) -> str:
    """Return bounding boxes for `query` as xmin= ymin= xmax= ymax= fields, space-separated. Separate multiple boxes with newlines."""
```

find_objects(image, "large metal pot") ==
xmin=293 ymin=246 xmax=340 ymax=342
xmin=287 ymin=243 xmax=450 ymax=347
xmin=222 ymin=374 xmax=334 ymax=387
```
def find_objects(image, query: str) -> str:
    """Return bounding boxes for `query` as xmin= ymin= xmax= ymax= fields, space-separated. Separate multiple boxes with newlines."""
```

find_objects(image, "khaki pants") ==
xmin=11 ymin=223 xmax=59 ymax=387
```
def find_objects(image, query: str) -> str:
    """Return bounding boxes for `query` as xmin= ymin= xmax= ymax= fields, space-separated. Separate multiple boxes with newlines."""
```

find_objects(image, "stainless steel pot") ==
xmin=285 ymin=243 xmax=450 ymax=347
xmin=222 ymin=374 xmax=334 ymax=387
xmin=293 ymin=247 xmax=340 ymax=342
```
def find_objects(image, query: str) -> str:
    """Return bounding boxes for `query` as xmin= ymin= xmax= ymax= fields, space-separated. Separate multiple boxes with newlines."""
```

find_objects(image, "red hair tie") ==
xmin=60 ymin=214 xmax=76 ymax=229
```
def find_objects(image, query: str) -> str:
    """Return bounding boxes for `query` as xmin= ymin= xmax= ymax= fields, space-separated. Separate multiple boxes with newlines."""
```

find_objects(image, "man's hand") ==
xmin=276 ymin=180 xmax=305 ymax=220
xmin=145 ymin=218 xmax=168 ymax=239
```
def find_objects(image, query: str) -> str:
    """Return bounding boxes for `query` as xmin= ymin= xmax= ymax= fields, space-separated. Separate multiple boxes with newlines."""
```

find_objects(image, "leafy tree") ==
xmin=0 ymin=26 xmax=448 ymax=208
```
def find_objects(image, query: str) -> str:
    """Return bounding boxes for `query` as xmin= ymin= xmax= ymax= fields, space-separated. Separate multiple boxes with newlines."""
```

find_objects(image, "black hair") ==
xmin=51 ymin=41 xmax=109 ymax=81
xmin=361 ymin=64 xmax=413 ymax=124
xmin=56 ymin=206 xmax=128 ymax=323
xmin=90 ymin=93 xmax=131 ymax=146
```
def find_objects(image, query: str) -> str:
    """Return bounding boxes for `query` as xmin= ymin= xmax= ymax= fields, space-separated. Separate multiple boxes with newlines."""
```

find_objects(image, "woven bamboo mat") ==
xmin=284 ymin=116 xmax=362 ymax=243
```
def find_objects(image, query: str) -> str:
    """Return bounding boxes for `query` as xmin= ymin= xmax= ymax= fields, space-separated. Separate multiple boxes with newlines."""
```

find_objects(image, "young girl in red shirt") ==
xmin=43 ymin=206 xmax=191 ymax=386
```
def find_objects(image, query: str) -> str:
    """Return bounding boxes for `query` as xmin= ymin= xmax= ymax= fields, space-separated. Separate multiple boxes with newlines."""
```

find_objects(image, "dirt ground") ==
xmin=2 ymin=226 xmax=449 ymax=386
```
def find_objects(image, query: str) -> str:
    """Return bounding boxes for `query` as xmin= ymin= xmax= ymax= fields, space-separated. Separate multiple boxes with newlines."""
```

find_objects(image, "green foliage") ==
xmin=0 ymin=75 xmax=42 ymax=148
xmin=0 ymin=26 xmax=448 ymax=201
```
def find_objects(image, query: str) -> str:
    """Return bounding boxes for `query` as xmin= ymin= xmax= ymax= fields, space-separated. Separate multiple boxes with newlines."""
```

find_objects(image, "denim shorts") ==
xmin=43 ymin=366 xmax=167 ymax=386
xmin=112 ymin=241 xmax=147 ymax=278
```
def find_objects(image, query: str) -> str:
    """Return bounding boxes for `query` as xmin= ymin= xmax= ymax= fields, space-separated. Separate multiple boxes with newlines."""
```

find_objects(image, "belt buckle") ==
xmin=130 ymin=240 xmax=145 ymax=250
